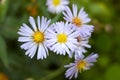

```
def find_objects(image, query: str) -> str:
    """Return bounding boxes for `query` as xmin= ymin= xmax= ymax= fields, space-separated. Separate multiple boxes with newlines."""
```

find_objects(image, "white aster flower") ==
xmin=18 ymin=16 xmax=51 ymax=60
xmin=74 ymin=33 xmax=91 ymax=58
xmin=65 ymin=53 xmax=98 ymax=79
xmin=46 ymin=21 xmax=79 ymax=57
xmin=46 ymin=0 xmax=69 ymax=14
xmin=63 ymin=4 xmax=94 ymax=37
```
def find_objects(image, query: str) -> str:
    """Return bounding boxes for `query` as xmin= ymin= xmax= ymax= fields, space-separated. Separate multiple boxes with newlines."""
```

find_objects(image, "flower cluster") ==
xmin=18 ymin=0 xmax=98 ymax=79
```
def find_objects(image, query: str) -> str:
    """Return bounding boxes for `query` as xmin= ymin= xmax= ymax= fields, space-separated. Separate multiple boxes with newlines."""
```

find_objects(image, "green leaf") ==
xmin=105 ymin=64 xmax=120 ymax=80
xmin=98 ymin=55 xmax=109 ymax=67
xmin=89 ymin=2 xmax=112 ymax=22
xmin=0 ymin=0 xmax=9 ymax=22
xmin=38 ymin=0 xmax=51 ymax=18
xmin=95 ymin=34 xmax=113 ymax=52
xmin=0 ymin=35 xmax=8 ymax=68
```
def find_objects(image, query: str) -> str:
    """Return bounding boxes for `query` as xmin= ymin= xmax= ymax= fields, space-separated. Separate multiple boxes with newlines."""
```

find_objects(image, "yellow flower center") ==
xmin=72 ymin=17 xmax=82 ymax=27
xmin=57 ymin=33 xmax=67 ymax=43
xmin=33 ymin=31 xmax=44 ymax=43
xmin=77 ymin=60 xmax=87 ymax=72
xmin=52 ymin=0 xmax=60 ymax=6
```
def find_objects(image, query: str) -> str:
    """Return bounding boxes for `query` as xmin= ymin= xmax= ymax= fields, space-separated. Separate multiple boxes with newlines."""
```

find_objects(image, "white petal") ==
xmin=29 ymin=16 xmax=37 ymax=31
xmin=73 ymin=4 xmax=78 ymax=17
xmin=18 ymin=31 xmax=31 ymax=37
xmin=66 ymin=42 xmax=77 ymax=52
xmin=43 ymin=43 xmax=49 ymax=55
xmin=85 ymin=53 xmax=98 ymax=62
xmin=76 ymin=53 xmax=84 ymax=60
xmin=25 ymin=44 xmax=37 ymax=58
xmin=46 ymin=39 xmax=57 ymax=47
xmin=18 ymin=37 xmax=32 ymax=42
xmin=41 ymin=18 xmax=51 ymax=32
xmin=37 ymin=44 xmax=47 ymax=59
xmin=28 ymin=44 xmax=37 ymax=58
xmin=64 ymin=63 xmax=75 ymax=68
xmin=62 ymin=44 xmax=70 ymax=55
xmin=40 ymin=44 xmax=47 ymax=59
xmin=22 ymin=24 xmax=34 ymax=34
xmin=46 ymin=27 xmax=57 ymax=36
xmin=37 ymin=44 xmax=42 ymax=59
xmin=20 ymin=41 xmax=33 ymax=50
xmin=74 ymin=69 xmax=78 ymax=78
xmin=65 ymin=66 xmax=76 ymax=79
xmin=78 ymin=7 xmax=84 ymax=17
xmin=40 ymin=16 xmax=45 ymax=32
xmin=65 ymin=6 xmax=73 ymax=19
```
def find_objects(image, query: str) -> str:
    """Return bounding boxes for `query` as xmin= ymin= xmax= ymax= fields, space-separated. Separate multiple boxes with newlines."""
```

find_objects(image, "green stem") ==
xmin=39 ymin=57 xmax=71 ymax=80
xmin=38 ymin=1 xmax=51 ymax=18
xmin=51 ymin=13 xmax=62 ymax=24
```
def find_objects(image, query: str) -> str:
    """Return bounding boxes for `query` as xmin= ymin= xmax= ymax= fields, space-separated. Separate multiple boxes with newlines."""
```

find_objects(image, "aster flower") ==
xmin=64 ymin=53 xmax=98 ymax=79
xmin=63 ymin=4 xmax=94 ymax=37
xmin=18 ymin=16 xmax=51 ymax=59
xmin=74 ymin=33 xmax=91 ymax=58
xmin=46 ymin=22 xmax=79 ymax=57
xmin=46 ymin=0 xmax=69 ymax=14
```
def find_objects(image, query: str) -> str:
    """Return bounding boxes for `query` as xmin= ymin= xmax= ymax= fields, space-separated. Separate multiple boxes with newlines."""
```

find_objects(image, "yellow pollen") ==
xmin=52 ymin=0 xmax=60 ymax=6
xmin=72 ymin=17 xmax=82 ymax=27
xmin=77 ymin=60 xmax=87 ymax=72
xmin=57 ymin=33 xmax=67 ymax=43
xmin=33 ymin=31 xmax=44 ymax=43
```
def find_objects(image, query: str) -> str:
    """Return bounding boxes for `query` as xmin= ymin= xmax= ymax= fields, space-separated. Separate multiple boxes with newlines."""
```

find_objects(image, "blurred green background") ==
xmin=0 ymin=0 xmax=120 ymax=80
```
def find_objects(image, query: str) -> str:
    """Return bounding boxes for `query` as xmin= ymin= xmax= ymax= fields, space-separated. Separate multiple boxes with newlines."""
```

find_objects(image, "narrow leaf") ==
xmin=0 ymin=35 xmax=8 ymax=68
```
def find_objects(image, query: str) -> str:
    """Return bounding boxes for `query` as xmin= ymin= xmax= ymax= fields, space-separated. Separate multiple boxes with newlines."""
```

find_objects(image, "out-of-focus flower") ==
xmin=0 ymin=0 xmax=6 ymax=5
xmin=46 ymin=0 xmax=69 ymax=14
xmin=18 ymin=16 xmax=51 ymax=59
xmin=27 ymin=4 xmax=38 ymax=17
xmin=92 ymin=19 xmax=103 ymax=33
xmin=25 ymin=77 xmax=34 ymax=80
xmin=63 ymin=4 xmax=94 ymax=37
xmin=30 ymin=0 xmax=36 ymax=3
xmin=46 ymin=22 xmax=79 ymax=57
xmin=64 ymin=53 xmax=98 ymax=79
xmin=0 ymin=72 xmax=9 ymax=80
xmin=105 ymin=24 xmax=113 ymax=33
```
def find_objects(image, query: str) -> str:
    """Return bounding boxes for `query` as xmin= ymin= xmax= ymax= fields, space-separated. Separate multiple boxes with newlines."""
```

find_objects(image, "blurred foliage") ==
xmin=0 ymin=0 xmax=120 ymax=80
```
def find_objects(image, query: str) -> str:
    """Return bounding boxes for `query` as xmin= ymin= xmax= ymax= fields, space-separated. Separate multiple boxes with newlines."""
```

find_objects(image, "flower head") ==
xmin=18 ymin=16 xmax=51 ymax=59
xmin=74 ymin=33 xmax=91 ymax=58
xmin=46 ymin=0 xmax=69 ymax=14
xmin=63 ymin=4 xmax=94 ymax=37
xmin=64 ymin=53 xmax=98 ymax=79
xmin=46 ymin=22 xmax=79 ymax=57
